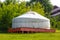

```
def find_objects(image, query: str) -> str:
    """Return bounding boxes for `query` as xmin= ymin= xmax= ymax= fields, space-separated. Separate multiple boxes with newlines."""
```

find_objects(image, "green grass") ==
xmin=0 ymin=30 xmax=60 ymax=40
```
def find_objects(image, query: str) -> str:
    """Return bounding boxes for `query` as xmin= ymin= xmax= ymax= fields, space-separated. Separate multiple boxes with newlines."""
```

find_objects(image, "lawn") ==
xmin=0 ymin=30 xmax=60 ymax=40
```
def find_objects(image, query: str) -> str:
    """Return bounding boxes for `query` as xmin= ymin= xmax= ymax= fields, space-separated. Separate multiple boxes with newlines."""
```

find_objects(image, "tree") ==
xmin=0 ymin=3 xmax=19 ymax=31
xmin=0 ymin=1 xmax=45 ymax=32
xmin=31 ymin=2 xmax=45 ymax=16
xmin=29 ymin=0 xmax=53 ymax=13
xmin=0 ymin=2 xmax=30 ymax=32
xmin=4 ymin=0 xmax=17 ymax=5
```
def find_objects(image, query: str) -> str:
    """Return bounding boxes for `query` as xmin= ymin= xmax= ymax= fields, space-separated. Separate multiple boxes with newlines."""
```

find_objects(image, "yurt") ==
xmin=12 ymin=11 xmax=50 ymax=29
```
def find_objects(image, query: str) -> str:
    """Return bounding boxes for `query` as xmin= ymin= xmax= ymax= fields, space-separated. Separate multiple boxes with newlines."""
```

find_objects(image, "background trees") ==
xmin=0 ymin=0 xmax=59 ymax=32
xmin=30 ymin=2 xmax=45 ymax=16
xmin=28 ymin=0 xmax=53 ymax=13
xmin=4 ymin=0 xmax=17 ymax=5
xmin=0 ymin=0 xmax=45 ymax=32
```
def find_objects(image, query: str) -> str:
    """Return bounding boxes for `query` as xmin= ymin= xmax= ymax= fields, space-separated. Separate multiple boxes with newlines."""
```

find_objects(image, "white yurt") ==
xmin=12 ymin=11 xmax=50 ymax=29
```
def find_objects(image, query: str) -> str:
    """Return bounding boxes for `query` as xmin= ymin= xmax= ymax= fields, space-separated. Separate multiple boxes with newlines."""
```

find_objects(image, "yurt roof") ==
xmin=14 ymin=11 xmax=49 ymax=20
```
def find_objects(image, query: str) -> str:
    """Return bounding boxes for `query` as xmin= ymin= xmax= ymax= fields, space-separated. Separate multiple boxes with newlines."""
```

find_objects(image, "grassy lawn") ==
xmin=0 ymin=30 xmax=60 ymax=40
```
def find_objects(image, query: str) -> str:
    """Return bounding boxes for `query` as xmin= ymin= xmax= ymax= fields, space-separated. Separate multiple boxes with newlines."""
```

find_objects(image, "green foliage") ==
xmin=4 ymin=0 xmax=17 ymax=5
xmin=50 ymin=15 xmax=60 ymax=29
xmin=0 ymin=2 xmax=27 ymax=31
xmin=0 ymin=1 xmax=45 ymax=32
xmin=1 ymin=0 xmax=59 ymax=32
xmin=29 ymin=0 xmax=53 ymax=13
xmin=31 ymin=2 xmax=45 ymax=16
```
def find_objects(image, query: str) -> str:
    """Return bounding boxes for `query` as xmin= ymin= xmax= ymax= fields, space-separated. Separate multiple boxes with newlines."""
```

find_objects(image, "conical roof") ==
xmin=15 ymin=11 xmax=49 ymax=20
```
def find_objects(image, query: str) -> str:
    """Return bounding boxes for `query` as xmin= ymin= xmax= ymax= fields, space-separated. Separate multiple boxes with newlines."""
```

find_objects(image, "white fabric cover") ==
xmin=12 ymin=11 xmax=50 ymax=29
